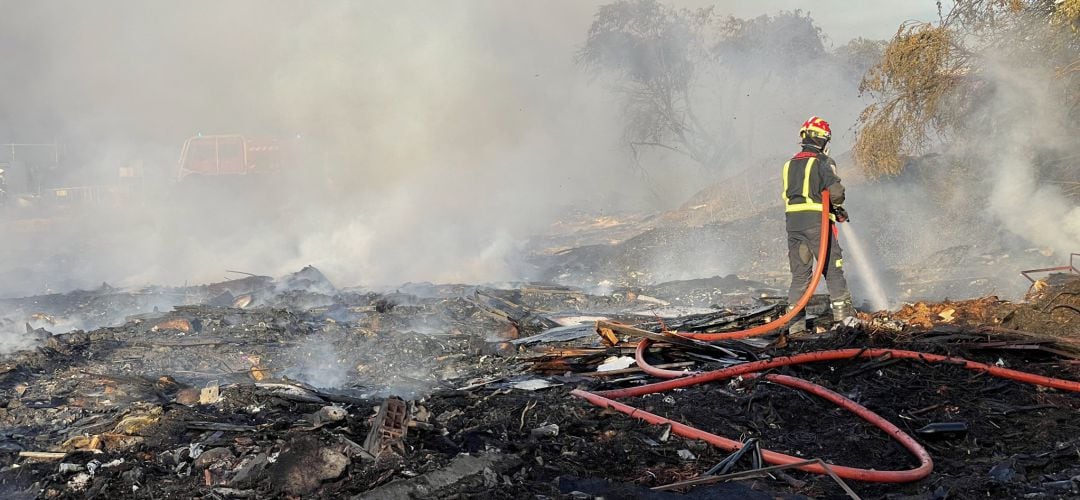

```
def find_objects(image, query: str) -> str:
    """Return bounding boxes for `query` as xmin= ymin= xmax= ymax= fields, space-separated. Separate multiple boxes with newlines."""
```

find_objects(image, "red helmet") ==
xmin=800 ymin=116 xmax=831 ymax=140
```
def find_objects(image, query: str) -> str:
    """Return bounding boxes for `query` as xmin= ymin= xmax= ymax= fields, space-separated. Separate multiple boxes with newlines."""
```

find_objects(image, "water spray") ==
xmin=838 ymin=223 xmax=891 ymax=311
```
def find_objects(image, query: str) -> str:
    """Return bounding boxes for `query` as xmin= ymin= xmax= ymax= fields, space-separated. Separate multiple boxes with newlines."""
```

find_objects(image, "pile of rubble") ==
xmin=1 ymin=267 xmax=1079 ymax=498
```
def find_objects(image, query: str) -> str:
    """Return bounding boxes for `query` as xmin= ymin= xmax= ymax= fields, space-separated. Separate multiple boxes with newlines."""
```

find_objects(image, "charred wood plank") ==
xmin=185 ymin=421 xmax=258 ymax=432
xmin=596 ymin=320 xmax=755 ymax=360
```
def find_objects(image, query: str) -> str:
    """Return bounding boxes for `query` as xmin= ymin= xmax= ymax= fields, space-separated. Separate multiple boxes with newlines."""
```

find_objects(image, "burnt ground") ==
xmin=527 ymin=176 xmax=1063 ymax=305
xmin=0 ymin=268 xmax=1079 ymax=499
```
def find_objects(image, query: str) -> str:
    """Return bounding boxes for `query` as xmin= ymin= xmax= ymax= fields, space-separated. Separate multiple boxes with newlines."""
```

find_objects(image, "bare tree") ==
xmin=579 ymin=2 xmax=841 ymax=174
xmin=578 ymin=0 xmax=720 ymax=169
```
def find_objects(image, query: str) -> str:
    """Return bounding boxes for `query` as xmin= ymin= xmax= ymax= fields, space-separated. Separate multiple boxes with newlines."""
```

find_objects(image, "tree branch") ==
xmin=629 ymin=141 xmax=697 ymax=160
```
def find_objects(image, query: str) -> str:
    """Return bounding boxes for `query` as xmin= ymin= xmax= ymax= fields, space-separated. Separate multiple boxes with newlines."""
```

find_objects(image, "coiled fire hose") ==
xmin=573 ymin=189 xmax=1080 ymax=483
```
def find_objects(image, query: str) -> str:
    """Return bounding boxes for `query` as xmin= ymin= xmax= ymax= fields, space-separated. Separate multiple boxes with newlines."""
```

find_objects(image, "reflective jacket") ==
xmin=782 ymin=146 xmax=845 ymax=231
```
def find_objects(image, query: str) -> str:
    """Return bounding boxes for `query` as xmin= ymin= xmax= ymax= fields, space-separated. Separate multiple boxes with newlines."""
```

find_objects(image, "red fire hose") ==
xmin=612 ymin=348 xmax=1080 ymax=398
xmin=573 ymin=189 xmax=1080 ymax=483
xmin=571 ymin=372 xmax=933 ymax=483
xmin=575 ymin=348 xmax=1080 ymax=483
xmin=626 ymin=189 xmax=837 ymax=378
xmin=674 ymin=188 xmax=834 ymax=341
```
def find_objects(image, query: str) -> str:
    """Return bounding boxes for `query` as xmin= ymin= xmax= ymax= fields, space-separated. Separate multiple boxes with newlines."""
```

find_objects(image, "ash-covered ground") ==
xmin=0 ymin=258 xmax=1078 ymax=499
xmin=1 ymin=1 xmax=1077 ymax=498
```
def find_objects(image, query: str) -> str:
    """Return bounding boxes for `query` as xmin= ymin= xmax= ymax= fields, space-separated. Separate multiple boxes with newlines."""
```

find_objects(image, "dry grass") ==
xmin=853 ymin=0 xmax=1080 ymax=178
xmin=854 ymin=22 xmax=960 ymax=178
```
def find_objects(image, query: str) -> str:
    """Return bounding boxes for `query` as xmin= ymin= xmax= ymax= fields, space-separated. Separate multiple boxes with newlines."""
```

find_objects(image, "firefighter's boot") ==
xmin=787 ymin=305 xmax=807 ymax=335
xmin=831 ymin=296 xmax=854 ymax=322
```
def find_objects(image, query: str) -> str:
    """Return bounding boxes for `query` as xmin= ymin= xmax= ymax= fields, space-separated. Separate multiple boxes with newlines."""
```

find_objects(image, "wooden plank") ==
xmin=596 ymin=320 xmax=737 ymax=356
xmin=18 ymin=451 xmax=67 ymax=460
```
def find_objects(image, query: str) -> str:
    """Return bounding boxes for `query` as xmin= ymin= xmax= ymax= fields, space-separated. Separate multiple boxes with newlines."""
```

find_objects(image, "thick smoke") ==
xmin=0 ymin=1 xmax=1065 ymax=314
xmin=851 ymin=12 xmax=1080 ymax=303
xmin=0 ymin=1 xmax=634 ymax=296
xmin=984 ymin=57 xmax=1080 ymax=254
xmin=577 ymin=7 xmax=879 ymax=288
xmin=573 ymin=2 xmax=1075 ymax=305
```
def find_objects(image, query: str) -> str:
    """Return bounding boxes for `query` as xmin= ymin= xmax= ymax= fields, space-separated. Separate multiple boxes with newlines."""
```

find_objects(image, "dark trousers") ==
xmin=787 ymin=225 xmax=849 ymax=305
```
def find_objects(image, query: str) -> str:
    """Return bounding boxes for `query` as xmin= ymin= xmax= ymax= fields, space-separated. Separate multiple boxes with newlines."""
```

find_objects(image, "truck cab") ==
xmin=177 ymin=135 xmax=281 ymax=180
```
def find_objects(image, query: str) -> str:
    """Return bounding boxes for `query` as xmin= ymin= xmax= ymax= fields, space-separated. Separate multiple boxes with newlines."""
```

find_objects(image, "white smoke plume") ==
xmin=2 ymin=0 xmax=1065 ymax=313
xmin=984 ymin=57 xmax=1080 ymax=254
xmin=0 ymin=1 xmax=629 ymax=296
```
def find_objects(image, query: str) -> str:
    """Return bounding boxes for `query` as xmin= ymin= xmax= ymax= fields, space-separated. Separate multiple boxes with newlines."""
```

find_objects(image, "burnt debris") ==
xmin=0 ymin=268 xmax=1078 ymax=498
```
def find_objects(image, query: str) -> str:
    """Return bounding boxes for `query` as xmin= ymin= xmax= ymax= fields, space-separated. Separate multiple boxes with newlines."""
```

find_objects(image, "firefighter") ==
xmin=782 ymin=116 xmax=854 ymax=333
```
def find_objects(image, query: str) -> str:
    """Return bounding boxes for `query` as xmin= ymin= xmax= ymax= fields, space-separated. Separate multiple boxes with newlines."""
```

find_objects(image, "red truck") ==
xmin=177 ymin=135 xmax=283 ymax=180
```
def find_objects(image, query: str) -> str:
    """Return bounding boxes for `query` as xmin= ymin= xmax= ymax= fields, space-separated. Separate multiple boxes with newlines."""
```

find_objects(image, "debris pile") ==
xmin=1 ymin=267 xmax=1079 ymax=498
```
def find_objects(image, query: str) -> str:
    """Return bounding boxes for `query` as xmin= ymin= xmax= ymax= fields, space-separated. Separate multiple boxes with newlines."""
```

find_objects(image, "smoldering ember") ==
xmin=1 ymin=2 xmax=1079 ymax=500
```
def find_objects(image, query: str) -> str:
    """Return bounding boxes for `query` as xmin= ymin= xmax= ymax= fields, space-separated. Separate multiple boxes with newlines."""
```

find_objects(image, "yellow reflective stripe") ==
xmin=801 ymin=157 xmax=815 ymax=200
xmin=786 ymin=203 xmax=824 ymax=212
xmin=781 ymin=160 xmax=790 ymax=203
xmin=785 ymin=202 xmax=838 ymax=221
xmin=784 ymin=156 xmax=833 ymax=221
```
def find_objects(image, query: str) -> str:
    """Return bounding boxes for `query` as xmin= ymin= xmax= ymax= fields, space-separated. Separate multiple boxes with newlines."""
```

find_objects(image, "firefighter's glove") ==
xmin=832 ymin=205 xmax=850 ymax=223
